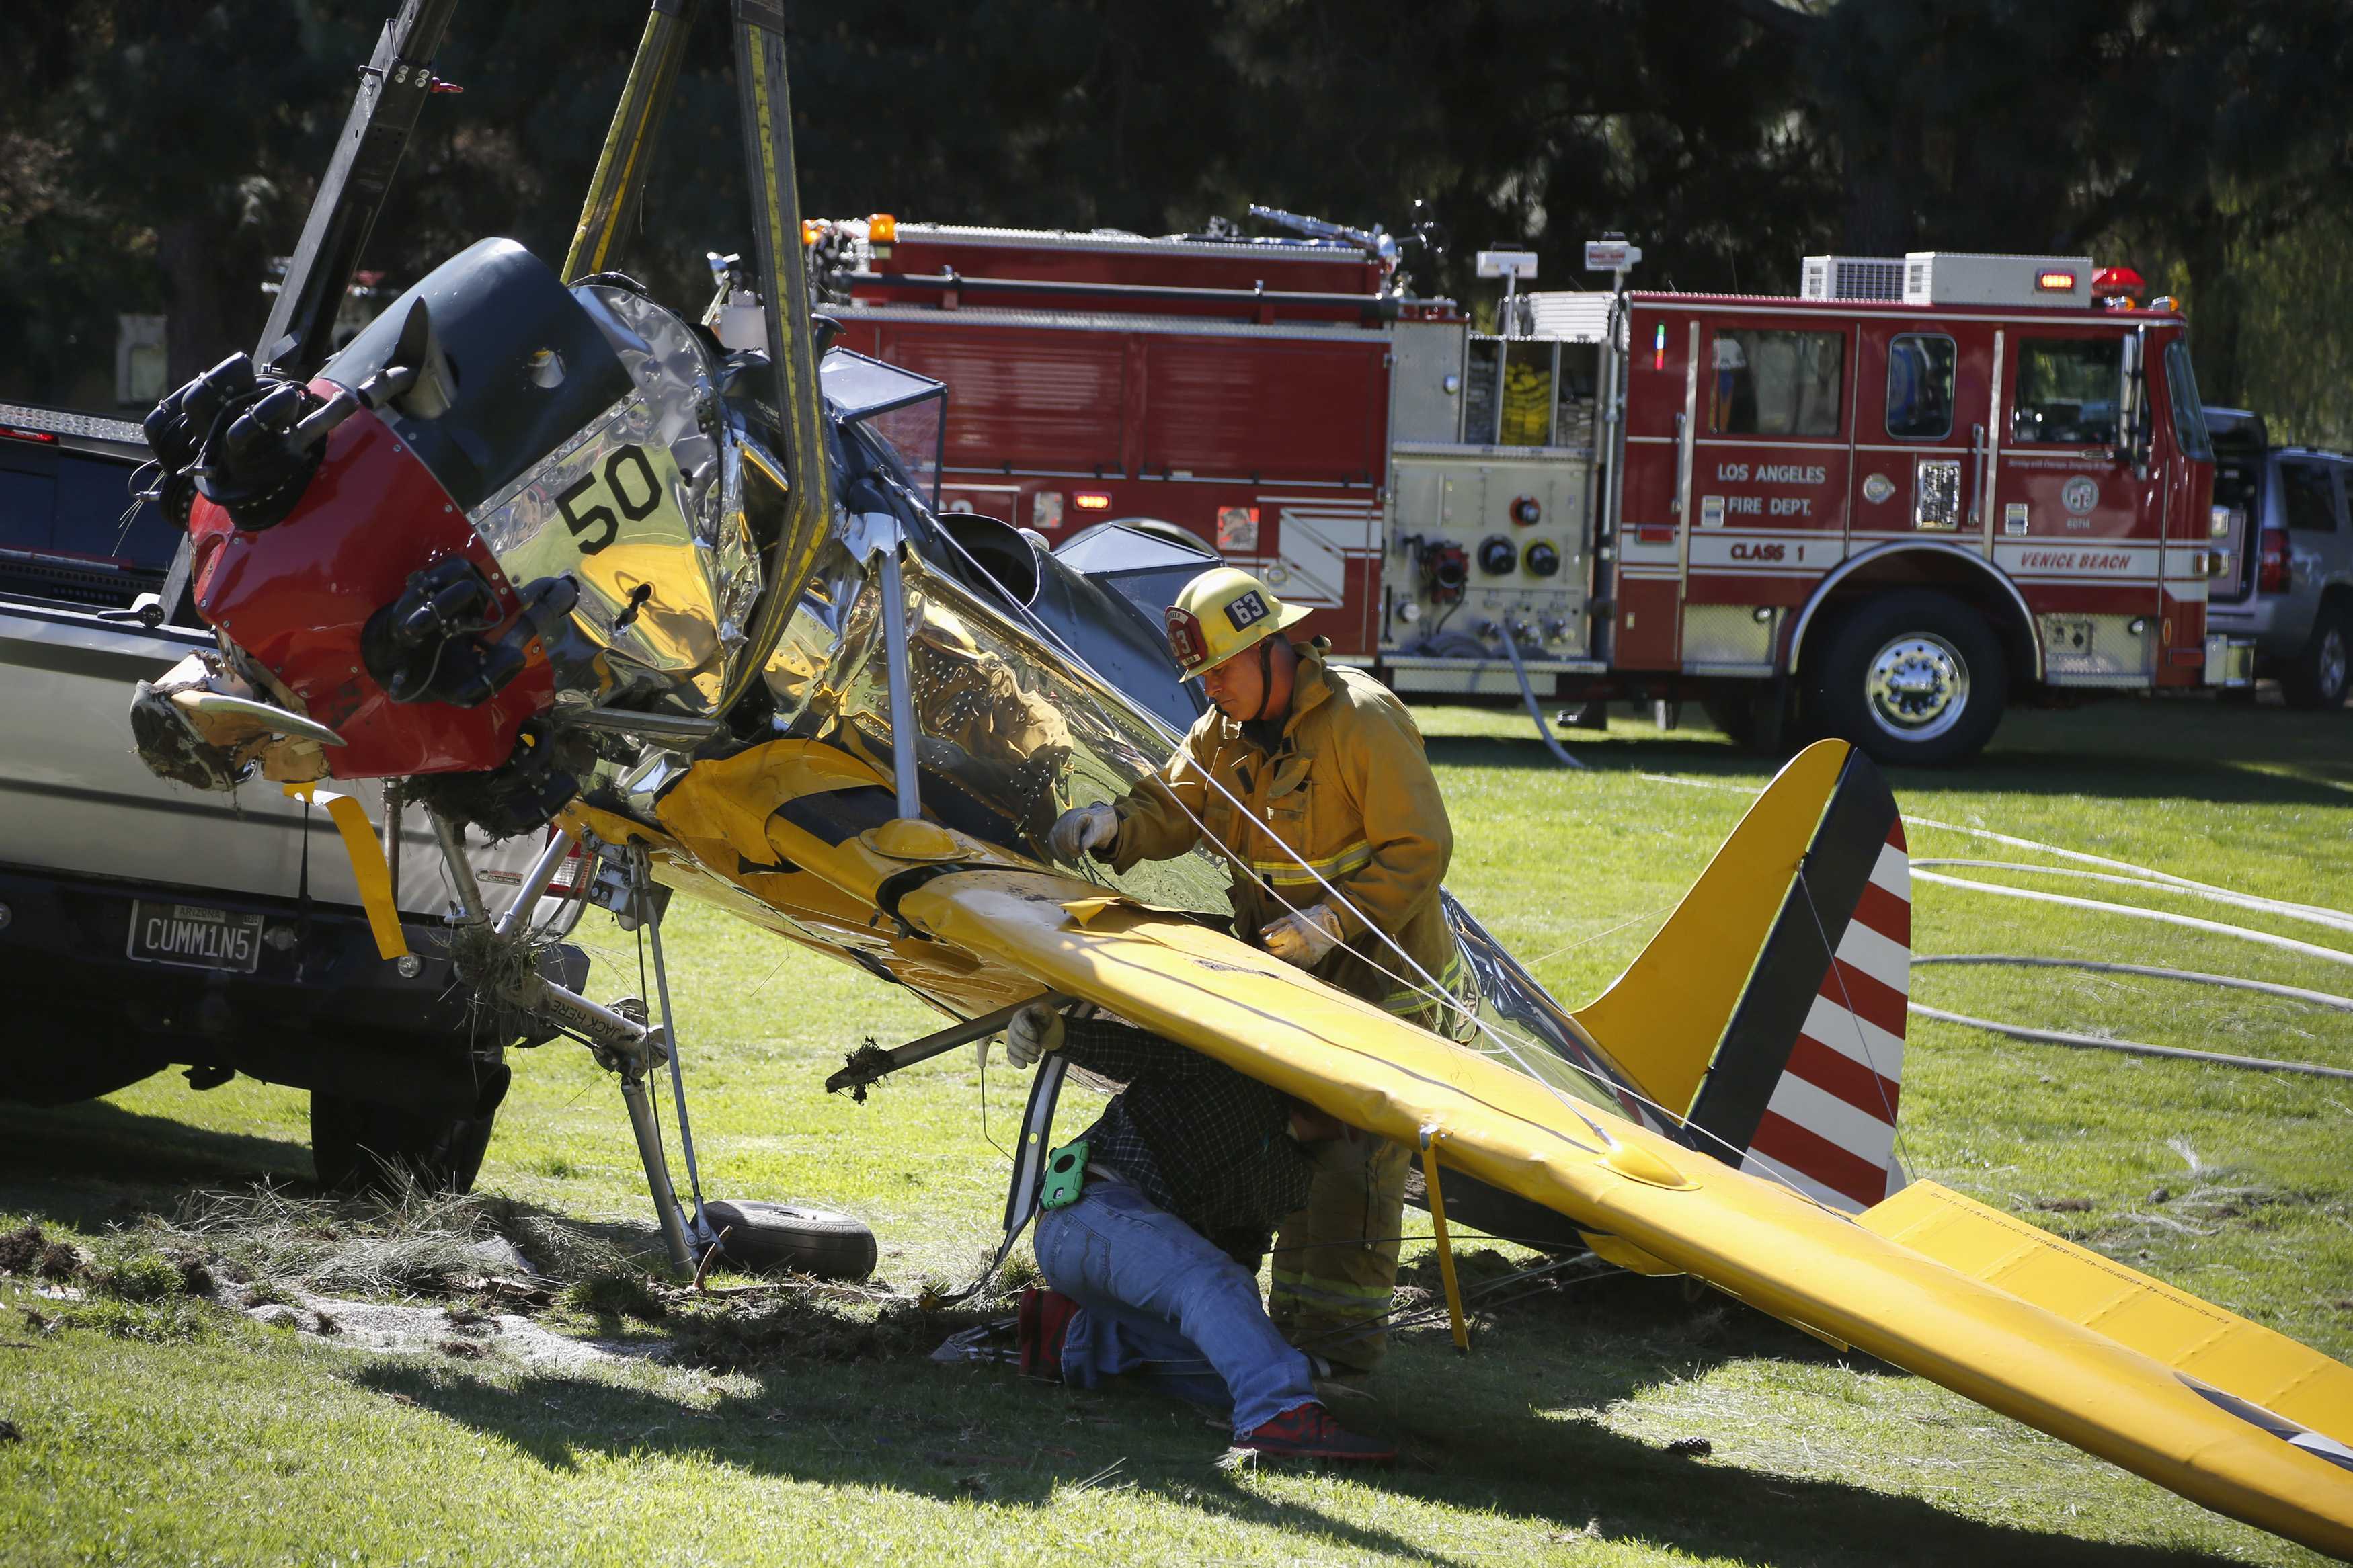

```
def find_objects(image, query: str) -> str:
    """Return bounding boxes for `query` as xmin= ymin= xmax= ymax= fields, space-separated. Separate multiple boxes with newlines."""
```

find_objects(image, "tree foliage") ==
xmin=1 ymin=0 xmax=2347 ymax=436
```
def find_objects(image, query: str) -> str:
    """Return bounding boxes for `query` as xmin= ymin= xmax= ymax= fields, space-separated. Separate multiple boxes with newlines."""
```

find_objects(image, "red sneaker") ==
xmin=1016 ymin=1286 xmax=1079 ymax=1380
xmin=1235 ymin=1401 xmax=1396 ymax=1462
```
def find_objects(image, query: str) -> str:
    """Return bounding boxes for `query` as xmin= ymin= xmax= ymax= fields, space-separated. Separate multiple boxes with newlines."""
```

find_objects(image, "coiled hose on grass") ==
xmin=1912 ymin=954 xmax=2353 ymax=1013
xmin=1909 ymin=955 xmax=2353 ymax=1079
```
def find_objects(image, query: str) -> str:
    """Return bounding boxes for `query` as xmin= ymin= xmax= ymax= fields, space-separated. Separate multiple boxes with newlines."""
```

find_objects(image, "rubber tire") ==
xmin=1810 ymin=590 xmax=2007 ymax=768
xmin=311 ymin=1088 xmax=501 ymax=1195
xmin=701 ymin=1199 xmax=878 ymax=1282
xmin=2280 ymin=604 xmax=2350 ymax=710
xmin=1701 ymin=686 xmax=1790 ymax=753
xmin=1702 ymin=692 xmax=1760 ymax=747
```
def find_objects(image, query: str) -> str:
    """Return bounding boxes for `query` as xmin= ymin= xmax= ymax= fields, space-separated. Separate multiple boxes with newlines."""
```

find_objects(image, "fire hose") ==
xmin=1492 ymin=624 xmax=1586 ymax=770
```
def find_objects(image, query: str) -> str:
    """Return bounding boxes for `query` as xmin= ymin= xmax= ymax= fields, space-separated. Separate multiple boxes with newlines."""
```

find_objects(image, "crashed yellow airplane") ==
xmin=116 ymin=1 xmax=2352 ymax=1555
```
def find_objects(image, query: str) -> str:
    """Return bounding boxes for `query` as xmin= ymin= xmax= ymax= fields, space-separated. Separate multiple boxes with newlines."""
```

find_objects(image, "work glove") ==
xmin=1049 ymin=801 xmax=1119 ymax=862
xmin=1260 ymin=903 xmax=1343 ymax=968
xmin=1004 ymin=1002 xmax=1066 ymax=1069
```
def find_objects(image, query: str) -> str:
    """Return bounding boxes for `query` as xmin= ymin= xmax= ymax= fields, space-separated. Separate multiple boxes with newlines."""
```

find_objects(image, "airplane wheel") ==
xmin=701 ymin=1199 xmax=877 ymax=1281
xmin=1812 ymin=591 xmax=2006 ymax=767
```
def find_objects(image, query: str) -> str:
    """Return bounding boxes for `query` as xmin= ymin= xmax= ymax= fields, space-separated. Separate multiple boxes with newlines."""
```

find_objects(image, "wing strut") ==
xmin=719 ymin=0 xmax=840 ymax=716
xmin=256 ymin=0 xmax=463 ymax=375
xmin=1417 ymin=1128 xmax=1472 ymax=1352
xmin=562 ymin=0 xmax=701 ymax=282
xmin=930 ymin=1055 xmax=1070 ymax=1311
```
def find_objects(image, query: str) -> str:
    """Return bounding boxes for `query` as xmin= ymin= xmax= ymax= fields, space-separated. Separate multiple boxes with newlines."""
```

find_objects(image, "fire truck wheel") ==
xmin=1812 ymin=591 xmax=2007 ymax=767
xmin=2280 ymin=604 xmax=2350 ymax=710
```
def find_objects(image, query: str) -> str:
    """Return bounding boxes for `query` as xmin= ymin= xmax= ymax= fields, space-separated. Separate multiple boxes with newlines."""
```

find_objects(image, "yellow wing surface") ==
xmin=904 ymin=870 xmax=2353 ymax=1556
xmin=602 ymin=736 xmax=2352 ymax=1556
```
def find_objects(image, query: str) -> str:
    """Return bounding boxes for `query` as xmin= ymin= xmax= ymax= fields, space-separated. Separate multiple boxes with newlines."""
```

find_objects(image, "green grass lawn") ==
xmin=3 ymin=694 xmax=2348 ymax=1566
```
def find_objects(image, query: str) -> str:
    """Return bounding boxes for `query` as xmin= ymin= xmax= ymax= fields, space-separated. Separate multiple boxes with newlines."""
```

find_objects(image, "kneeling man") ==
xmin=1002 ymin=999 xmax=1392 ymax=1462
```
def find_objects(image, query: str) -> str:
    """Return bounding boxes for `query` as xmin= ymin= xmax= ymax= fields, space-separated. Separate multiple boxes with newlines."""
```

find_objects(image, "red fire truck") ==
xmin=809 ymin=218 xmax=2251 ymax=764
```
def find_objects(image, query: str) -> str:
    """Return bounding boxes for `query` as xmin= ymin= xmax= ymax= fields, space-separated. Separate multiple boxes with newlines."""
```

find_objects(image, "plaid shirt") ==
xmin=1055 ymin=1014 xmax=1314 ymax=1265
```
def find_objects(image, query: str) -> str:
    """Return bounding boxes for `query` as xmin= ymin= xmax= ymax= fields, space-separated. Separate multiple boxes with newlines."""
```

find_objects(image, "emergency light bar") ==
xmin=1902 ymin=253 xmax=2093 ymax=308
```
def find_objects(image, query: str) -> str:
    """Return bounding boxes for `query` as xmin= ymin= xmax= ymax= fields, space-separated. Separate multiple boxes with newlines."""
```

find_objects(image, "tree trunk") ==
xmin=155 ymin=216 xmax=266 ymax=386
xmin=2180 ymin=208 xmax=2244 ymax=409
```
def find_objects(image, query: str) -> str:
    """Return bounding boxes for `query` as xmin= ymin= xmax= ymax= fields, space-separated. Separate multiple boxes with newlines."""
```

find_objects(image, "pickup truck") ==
xmin=0 ymin=400 xmax=588 ymax=1190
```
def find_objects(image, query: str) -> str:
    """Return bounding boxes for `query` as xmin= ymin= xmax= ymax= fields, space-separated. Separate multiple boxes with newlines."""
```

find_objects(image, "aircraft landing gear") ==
xmin=424 ymin=812 xmax=874 ymax=1278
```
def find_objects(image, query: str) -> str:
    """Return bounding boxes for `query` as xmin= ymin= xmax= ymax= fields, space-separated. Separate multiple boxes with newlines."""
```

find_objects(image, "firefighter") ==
xmin=1049 ymin=565 xmax=1458 ymax=1374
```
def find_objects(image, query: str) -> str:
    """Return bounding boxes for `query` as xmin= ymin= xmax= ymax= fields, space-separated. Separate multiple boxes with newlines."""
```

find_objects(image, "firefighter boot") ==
xmin=1269 ymin=1137 xmax=1411 ymax=1375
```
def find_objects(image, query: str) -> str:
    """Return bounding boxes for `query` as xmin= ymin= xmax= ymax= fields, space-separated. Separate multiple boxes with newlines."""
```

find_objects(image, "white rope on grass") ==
xmin=1905 ymin=813 xmax=2353 ymax=925
xmin=1907 ymin=1004 xmax=2353 ymax=1081
xmin=1644 ymin=781 xmax=2353 ymax=930
xmin=1911 ymin=870 xmax=2353 ymax=971
xmin=1914 ymin=859 xmax=2353 ymax=938
xmin=1911 ymin=955 xmax=2353 ymax=1014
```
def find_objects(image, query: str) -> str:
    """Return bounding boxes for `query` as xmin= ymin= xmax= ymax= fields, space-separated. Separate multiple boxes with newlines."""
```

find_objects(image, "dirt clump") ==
xmin=565 ymin=1271 xmax=669 ymax=1324
xmin=669 ymin=1288 xmax=998 ymax=1372
xmin=0 ymin=1224 xmax=44 ymax=1274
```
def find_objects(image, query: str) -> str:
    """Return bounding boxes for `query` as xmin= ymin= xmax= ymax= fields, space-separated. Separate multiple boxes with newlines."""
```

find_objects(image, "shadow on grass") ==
xmin=0 ymin=1096 xmax=676 ymax=1272
xmin=0 ymin=1096 xmax=314 ymax=1227
xmin=344 ymin=1274 xmax=2254 ymax=1568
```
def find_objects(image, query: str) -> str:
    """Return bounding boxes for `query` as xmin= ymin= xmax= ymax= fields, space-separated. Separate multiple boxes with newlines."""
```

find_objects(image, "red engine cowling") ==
xmin=188 ymin=388 xmax=555 ymax=778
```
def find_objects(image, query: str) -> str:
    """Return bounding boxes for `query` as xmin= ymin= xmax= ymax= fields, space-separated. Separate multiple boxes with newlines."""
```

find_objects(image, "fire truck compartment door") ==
xmin=1989 ymin=329 xmax=2162 ymax=685
xmin=1855 ymin=326 xmax=1992 ymax=544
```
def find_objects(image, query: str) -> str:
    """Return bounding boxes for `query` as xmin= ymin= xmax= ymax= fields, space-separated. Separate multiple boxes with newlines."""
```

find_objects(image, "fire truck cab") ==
xmin=813 ymin=222 xmax=2249 ymax=765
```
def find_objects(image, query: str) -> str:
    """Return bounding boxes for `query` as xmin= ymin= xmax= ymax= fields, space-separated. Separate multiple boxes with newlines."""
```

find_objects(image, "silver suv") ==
xmin=2204 ymin=409 xmax=2352 ymax=709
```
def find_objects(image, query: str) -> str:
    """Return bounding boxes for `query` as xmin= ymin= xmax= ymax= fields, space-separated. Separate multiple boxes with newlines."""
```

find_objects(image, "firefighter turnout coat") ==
xmin=1105 ymin=639 xmax=1457 ymax=1020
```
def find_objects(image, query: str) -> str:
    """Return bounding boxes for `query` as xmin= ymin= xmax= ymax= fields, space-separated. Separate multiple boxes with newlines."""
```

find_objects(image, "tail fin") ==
xmin=1572 ymin=739 xmax=1909 ymax=1211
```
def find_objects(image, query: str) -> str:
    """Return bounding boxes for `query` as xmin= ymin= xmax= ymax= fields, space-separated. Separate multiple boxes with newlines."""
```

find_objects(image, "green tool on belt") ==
xmin=1039 ymin=1138 xmax=1090 ymax=1210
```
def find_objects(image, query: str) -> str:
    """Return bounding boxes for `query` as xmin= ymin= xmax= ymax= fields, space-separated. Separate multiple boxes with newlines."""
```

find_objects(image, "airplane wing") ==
xmin=624 ymin=733 xmax=2353 ymax=1557
xmin=900 ymin=866 xmax=2353 ymax=1557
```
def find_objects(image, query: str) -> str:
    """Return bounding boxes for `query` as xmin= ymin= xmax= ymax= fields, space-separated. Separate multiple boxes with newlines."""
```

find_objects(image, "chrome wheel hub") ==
xmin=1865 ymin=633 xmax=1970 ymax=741
xmin=2321 ymin=626 xmax=2348 ymax=700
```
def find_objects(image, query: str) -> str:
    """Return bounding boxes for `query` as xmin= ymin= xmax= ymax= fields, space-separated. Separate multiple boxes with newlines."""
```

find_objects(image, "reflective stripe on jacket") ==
xmin=1108 ymin=640 xmax=1456 ymax=1019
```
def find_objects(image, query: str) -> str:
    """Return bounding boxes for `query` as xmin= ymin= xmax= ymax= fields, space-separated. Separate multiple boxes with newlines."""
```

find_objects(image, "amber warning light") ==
xmin=1074 ymin=491 xmax=1111 ymax=511
xmin=2036 ymin=270 xmax=2078 ymax=292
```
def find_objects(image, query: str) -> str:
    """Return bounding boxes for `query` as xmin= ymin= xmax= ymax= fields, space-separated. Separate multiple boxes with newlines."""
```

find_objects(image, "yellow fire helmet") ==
xmin=1164 ymin=566 xmax=1313 ymax=679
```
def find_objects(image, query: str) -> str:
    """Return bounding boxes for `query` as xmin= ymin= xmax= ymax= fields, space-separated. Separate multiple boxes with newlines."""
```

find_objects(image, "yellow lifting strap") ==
xmin=282 ymin=782 xmax=408 ymax=961
xmin=1418 ymin=1125 xmax=1470 ymax=1354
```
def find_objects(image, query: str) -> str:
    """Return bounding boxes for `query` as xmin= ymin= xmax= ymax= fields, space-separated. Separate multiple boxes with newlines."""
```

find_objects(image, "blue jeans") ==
xmin=1032 ymin=1171 xmax=1318 ymax=1436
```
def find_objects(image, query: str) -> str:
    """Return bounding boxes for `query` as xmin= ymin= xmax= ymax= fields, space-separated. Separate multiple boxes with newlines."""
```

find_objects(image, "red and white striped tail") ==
xmin=1741 ymin=820 xmax=1910 ymax=1210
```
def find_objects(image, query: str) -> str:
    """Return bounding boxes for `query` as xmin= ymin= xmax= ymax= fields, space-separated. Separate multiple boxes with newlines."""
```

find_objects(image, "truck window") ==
xmin=2278 ymin=460 xmax=2341 ymax=533
xmin=0 ymin=462 xmax=50 ymax=550
xmin=56 ymin=451 xmax=174 ymax=569
xmin=1709 ymin=329 xmax=1843 ymax=437
xmin=2163 ymin=341 xmax=2215 ymax=463
xmin=1886 ymin=333 xmax=1956 ymax=440
xmin=2010 ymin=337 xmax=2120 ymax=445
